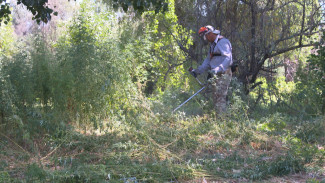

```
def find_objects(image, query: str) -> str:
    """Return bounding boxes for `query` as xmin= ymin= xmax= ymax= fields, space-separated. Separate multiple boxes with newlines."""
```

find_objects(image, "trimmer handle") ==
xmin=188 ymin=67 xmax=204 ymax=86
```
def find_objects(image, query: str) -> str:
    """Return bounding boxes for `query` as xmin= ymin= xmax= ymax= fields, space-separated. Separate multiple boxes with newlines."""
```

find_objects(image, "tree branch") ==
xmin=299 ymin=1 xmax=306 ymax=47
xmin=270 ymin=43 xmax=315 ymax=58
xmin=259 ymin=0 xmax=296 ymax=13
xmin=246 ymin=81 xmax=263 ymax=94
xmin=161 ymin=20 xmax=197 ymax=61
xmin=274 ymin=29 xmax=319 ymax=46
xmin=261 ymin=67 xmax=277 ymax=73
xmin=260 ymin=0 xmax=275 ymax=12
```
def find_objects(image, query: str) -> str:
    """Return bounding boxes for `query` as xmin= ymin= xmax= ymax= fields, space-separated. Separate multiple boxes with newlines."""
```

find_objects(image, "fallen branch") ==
xmin=40 ymin=145 xmax=61 ymax=161
xmin=0 ymin=132 xmax=31 ymax=156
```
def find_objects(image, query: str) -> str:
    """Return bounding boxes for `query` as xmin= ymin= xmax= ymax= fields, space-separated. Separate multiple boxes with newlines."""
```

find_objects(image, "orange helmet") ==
xmin=198 ymin=27 xmax=209 ymax=36
xmin=198 ymin=25 xmax=220 ymax=37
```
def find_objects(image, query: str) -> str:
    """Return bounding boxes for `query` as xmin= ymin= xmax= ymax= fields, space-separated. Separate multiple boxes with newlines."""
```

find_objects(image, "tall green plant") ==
xmin=292 ymin=31 xmax=325 ymax=115
xmin=53 ymin=0 xmax=135 ymax=127
xmin=0 ymin=22 xmax=16 ymax=126
xmin=30 ymin=35 xmax=52 ymax=108
xmin=304 ymin=31 xmax=325 ymax=113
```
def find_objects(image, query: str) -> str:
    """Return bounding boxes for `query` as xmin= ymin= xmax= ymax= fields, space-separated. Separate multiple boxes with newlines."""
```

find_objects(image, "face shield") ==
xmin=203 ymin=34 xmax=207 ymax=40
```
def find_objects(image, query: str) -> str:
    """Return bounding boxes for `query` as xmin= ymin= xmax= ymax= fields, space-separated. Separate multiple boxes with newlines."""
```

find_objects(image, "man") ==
xmin=191 ymin=25 xmax=233 ymax=113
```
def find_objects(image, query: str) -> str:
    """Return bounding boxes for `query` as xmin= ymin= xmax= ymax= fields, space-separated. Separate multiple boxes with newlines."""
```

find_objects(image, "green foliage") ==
xmin=306 ymin=179 xmax=325 ymax=183
xmin=0 ymin=0 xmax=168 ymax=25
xmin=284 ymin=31 xmax=325 ymax=115
xmin=54 ymin=7 xmax=110 ymax=125
xmin=294 ymin=116 xmax=325 ymax=143
xmin=0 ymin=1 xmax=11 ymax=25
xmin=25 ymin=163 xmax=47 ymax=182
xmin=30 ymin=35 xmax=52 ymax=107
xmin=1 ymin=0 xmax=55 ymax=24
xmin=0 ymin=171 xmax=10 ymax=183
xmin=111 ymin=0 xmax=168 ymax=14
xmin=0 ymin=23 xmax=16 ymax=132
xmin=257 ymin=113 xmax=288 ymax=134
xmin=303 ymin=31 xmax=325 ymax=113
xmin=0 ymin=21 xmax=15 ymax=55
xmin=118 ymin=0 xmax=193 ymax=95
xmin=0 ymin=0 xmax=137 ymax=138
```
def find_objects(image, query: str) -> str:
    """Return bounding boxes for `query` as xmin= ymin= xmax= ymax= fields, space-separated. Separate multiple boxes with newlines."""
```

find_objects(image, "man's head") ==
xmin=198 ymin=25 xmax=220 ymax=42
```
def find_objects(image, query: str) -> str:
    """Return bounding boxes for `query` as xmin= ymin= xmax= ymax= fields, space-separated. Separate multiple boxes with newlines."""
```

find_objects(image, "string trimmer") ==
xmin=173 ymin=68 xmax=206 ymax=113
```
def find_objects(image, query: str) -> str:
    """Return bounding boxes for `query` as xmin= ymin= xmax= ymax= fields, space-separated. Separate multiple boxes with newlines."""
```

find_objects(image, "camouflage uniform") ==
xmin=194 ymin=36 xmax=233 ymax=113
xmin=208 ymin=69 xmax=232 ymax=113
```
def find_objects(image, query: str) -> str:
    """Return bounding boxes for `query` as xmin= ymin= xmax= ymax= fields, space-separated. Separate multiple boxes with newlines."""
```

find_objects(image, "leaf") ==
xmin=122 ymin=4 xmax=128 ymax=12
xmin=113 ymin=4 xmax=118 ymax=11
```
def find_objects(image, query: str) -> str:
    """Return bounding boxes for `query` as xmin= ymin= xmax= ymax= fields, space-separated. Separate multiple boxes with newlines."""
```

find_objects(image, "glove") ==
xmin=208 ymin=70 xmax=216 ymax=76
xmin=188 ymin=67 xmax=198 ymax=78
xmin=190 ymin=70 xmax=197 ymax=78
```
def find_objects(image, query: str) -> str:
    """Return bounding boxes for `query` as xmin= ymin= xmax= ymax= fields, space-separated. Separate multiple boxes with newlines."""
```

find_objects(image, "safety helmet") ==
xmin=198 ymin=25 xmax=220 ymax=40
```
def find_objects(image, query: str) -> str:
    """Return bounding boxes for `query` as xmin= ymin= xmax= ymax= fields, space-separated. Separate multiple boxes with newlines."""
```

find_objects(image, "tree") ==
xmin=0 ymin=0 xmax=55 ymax=24
xmin=173 ymin=0 xmax=324 ymax=92
xmin=237 ymin=0 xmax=323 ymax=88
xmin=110 ymin=0 xmax=168 ymax=13
xmin=0 ymin=0 xmax=168 ymax=25
xmin=117 ymin=0 xmax=193 ymax=94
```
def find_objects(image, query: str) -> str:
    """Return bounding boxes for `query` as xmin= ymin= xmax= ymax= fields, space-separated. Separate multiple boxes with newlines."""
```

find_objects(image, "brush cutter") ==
xmin=173 ymin=68 xmax=206 ymax=113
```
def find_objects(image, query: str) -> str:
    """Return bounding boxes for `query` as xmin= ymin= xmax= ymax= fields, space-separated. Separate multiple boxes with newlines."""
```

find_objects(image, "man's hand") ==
xmin=188 ymin=67 xmax=198 ymax=78
xmin=190 ymin=70 xmax=197 ymax=78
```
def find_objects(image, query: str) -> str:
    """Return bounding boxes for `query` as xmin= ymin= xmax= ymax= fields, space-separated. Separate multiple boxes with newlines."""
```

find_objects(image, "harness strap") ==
xmin=212 ymin=53 xmax=222 ymax=57
xmin=210 ymin=37 xmax=223 ymax=59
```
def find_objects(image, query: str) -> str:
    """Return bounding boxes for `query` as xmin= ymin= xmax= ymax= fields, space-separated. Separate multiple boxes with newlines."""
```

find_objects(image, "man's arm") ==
xmin=194 ymin=55 xmax=210 ymax=75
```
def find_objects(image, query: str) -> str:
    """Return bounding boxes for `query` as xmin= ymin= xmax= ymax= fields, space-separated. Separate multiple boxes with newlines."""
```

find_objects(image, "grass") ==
xmin=0 ymin=103 xmax=324 ymax=183
xmin=0 ymin=84 xmax=324 ymax=182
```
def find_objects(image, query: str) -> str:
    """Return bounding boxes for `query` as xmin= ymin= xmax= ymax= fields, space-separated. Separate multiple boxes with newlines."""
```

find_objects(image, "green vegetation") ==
xmin=0 ymin=0 xmax=324 ymax=182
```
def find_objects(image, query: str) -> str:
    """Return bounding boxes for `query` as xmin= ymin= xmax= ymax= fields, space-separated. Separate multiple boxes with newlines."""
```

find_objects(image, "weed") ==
xmin=25 ymin=163 xmax=47 ymax=182
xmin=295 ymin=117 xmax=325 ymax=143
xmin=306 ymin=178 xmax=325 ymax=183
xmin=0 ymin=171 xmax=10 ymax=183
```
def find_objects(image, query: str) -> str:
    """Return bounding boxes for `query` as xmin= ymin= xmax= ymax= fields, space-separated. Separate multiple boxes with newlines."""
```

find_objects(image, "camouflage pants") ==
xmin=208 ymin=69 xmax=232 ymax=113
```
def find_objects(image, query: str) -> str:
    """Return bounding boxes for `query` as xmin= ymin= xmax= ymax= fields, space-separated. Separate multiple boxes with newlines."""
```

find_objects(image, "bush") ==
xmin=293 ymin=31 xmax=325 ymax=115
xmin=25 ymin=163 xmax=47 ymax=182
